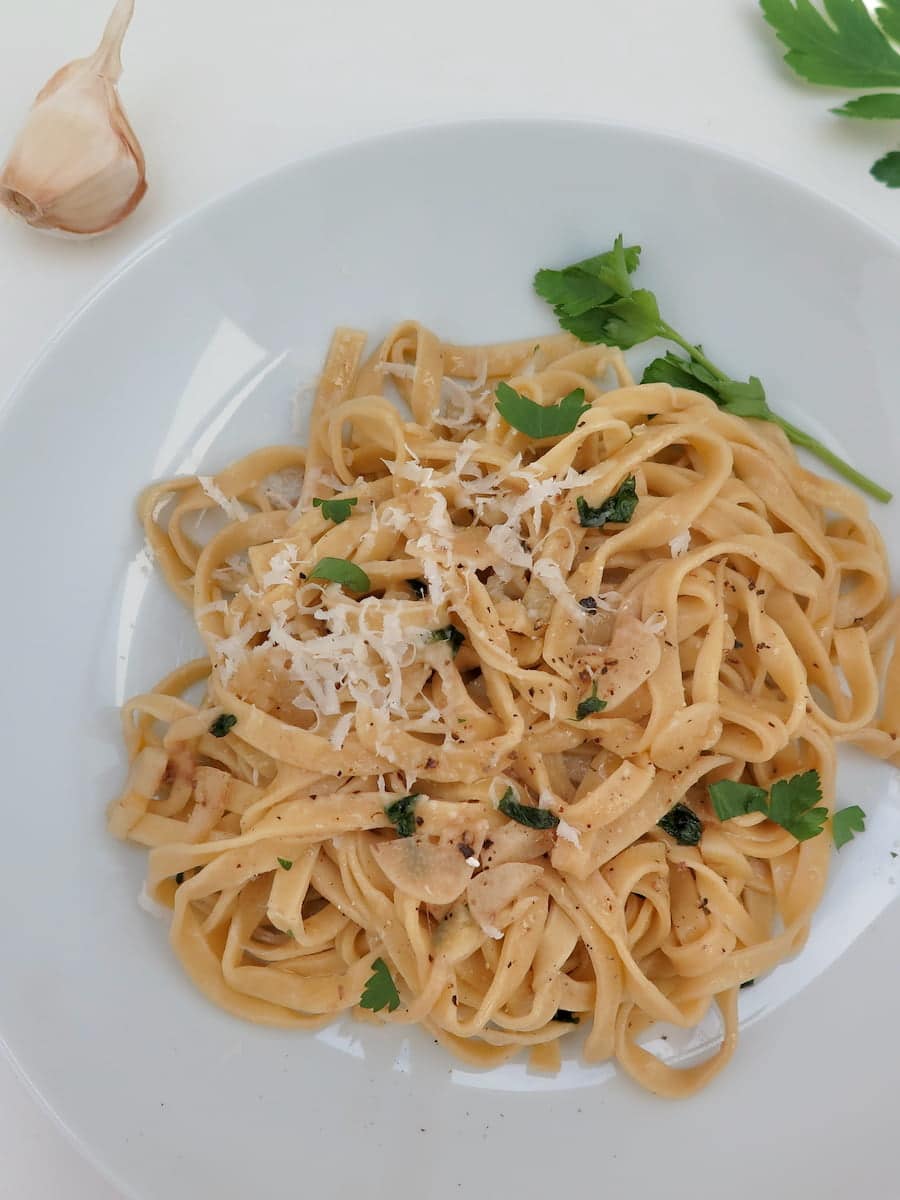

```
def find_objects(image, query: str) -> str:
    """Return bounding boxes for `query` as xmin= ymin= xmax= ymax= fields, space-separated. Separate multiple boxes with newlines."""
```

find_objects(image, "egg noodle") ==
xmin=108 ymin=323 xmax=900 ymax=1097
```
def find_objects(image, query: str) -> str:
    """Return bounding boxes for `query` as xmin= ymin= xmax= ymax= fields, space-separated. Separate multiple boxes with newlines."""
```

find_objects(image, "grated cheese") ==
xmin=669 ymin=531 xmax=691 ymax=558
xmin=198 ymin=476 xmax=248 ymax=522
xmin=556 ymin=819 xmax=581 ymax=847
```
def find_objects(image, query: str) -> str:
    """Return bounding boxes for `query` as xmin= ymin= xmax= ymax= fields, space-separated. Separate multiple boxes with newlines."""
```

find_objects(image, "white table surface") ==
xmin=2 ymin=1 xmax=899 ymax=1195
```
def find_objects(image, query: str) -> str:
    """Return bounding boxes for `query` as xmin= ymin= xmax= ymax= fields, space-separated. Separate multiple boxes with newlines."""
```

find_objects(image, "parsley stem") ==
xmin=658 ymin=324 xmax=726 ymax=382
xmin=774 ymin=417 xmax=892 ymax=503
xmin=658 ymin=322 xmax=892 ymax=504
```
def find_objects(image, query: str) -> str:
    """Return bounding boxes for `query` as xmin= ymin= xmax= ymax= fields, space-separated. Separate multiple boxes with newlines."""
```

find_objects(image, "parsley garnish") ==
xmin=495 ymin=381 xmax=590 ymax=439
xmin=657 ymin=803 xmax=702 ymax=846
xmin=310 ymin=556 xmax=371 ymax=592
xmin=408 ymin=578 xmax=428 ymax=598
xmin=276 ymin=857 xmax=293 ymax=871
xmin=429 ymin=625 xmax=465 ymax=656
xmin=710 ymin=770 xmax=829 ymax=842
xmin=832 ymin=804 xmax=866 ymax=849
xmin=497 ymin=786 xmax=559 ymax=829
xmin=574 ymin=681 xmax=607 ymax=721
xmin=360 ymin=957 xmax=401 ymax=1013
xmin=760 ymin=0 xmax=900 ymax=188
xmin=384 ymin=793 xmax=420 ymax=838
xmin=209 ymin=713 xmax=237 ymax=738
xmin=553 ymin=1009 xmax=580 ymax=1024
xmin=312 ymin=495 xmax=358 ymax=524
xmin=535 ymin=237 xmax=890 ymax=502
xmin=576 ymin=475 xmax=638 ymax=528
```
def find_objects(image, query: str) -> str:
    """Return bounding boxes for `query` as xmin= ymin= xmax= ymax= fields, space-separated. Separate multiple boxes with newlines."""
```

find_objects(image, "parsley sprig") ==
xmin=710 ymin=770 xmax=833 ymax=842
xmin=312 ymin=495 xmax=358 ymax=524
xmin=495 ymin=381 xmax=590 ymax=438
xmin=498 ymin=786 xmax=560 ymax=829
xmin=760 ymin=0 xmax=900 ymax=187
xmin=535 ymin=237 xmax=890 ymax=502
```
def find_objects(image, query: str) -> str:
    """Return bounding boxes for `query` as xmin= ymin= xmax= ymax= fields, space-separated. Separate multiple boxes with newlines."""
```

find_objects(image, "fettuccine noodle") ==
xmin=109 ymin=324 xmax=900 ymax=1097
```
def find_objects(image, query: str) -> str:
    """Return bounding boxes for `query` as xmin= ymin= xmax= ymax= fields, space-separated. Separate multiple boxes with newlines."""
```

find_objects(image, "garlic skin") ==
xmin=0 ymin=0 xmax=146 ymax=236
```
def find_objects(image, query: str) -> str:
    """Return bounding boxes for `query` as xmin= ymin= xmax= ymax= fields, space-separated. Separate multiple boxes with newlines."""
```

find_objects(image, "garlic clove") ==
xmin=0 ymin=0 xmax=146 ymax=236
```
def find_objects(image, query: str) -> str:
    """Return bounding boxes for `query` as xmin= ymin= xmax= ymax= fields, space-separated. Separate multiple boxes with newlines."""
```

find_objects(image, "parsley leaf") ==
xmin=276 ymin=857 xmax=293 ymax=871
xmin=498 ymin=787 xmax=559 ymax=829
xmin=209 ymin=713 xmax=237 ymax=738
xmin=760 ymin=0 xmax=900 ymax=87
xmin=559 ymin=289 xmax=663 ymax=349
xmin=643 ymin=354 xmax=774 ymax=421
xmin=658 ymin=803 xmax=703 ymax=846
xmin=833 ymin=92 xmax=900 ymax=119
xmin=429 ymin=625 xmax=465 ymax=656
xmin=360 ymin=957 xmax=400 ymax=1013
xmin=574 ymin=681 xmax=607 ymax=721
xmin=384 ymin=794 xmax=420 ymax=838
xmin=537 ymin=237 xmax=890 ymax=502
xmin=767 ymin=771 xmax=828 ymax=841
xmin=495 ymin=382 xmax=590 ymax=438
xmin=534 ymin=236 xmax=641 ymax=315
xmin=709 ymin=779 xmax=769 ymax=820
xmin=576 ymin=475 xmax=638 ymax=528
xmin=872 ymin=149 xmax=900 ymax=185
xmin=312 ymin=495 xmax=358 ymax=524
xmin=408 ymin=578 xmax=428 ymax=598
xmin=832 ymin=804 xmax=867 ymax=848
xmin=711 ymin=771 xmax=829 ymax=842
xmin=310 ymin=556 xmax=371 ymax=592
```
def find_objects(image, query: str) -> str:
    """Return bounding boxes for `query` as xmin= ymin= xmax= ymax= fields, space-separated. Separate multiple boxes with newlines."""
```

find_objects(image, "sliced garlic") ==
xmin=0 ymin=0 xmax=146 ymax=236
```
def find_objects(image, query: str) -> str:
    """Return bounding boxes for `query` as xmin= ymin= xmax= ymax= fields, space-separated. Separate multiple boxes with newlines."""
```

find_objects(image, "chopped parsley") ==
xmin=832 ymin=804 xmax=866 ymax=849
xmin=360 ymin=957 xmax=400 ymax=1013
xmin=576 ymin=475 xmax=638 ymax=528
xmin=657 ymin=803 xmax=702 ymax=846
xmin=174 ymin=871 xmax=185 ymax=885
xmin=276 ymin=857 xmax=293 ymax=871
xmin=384 ymin=794 xmax=421 ymax=838
xmin=710 ymin=770 xmax=830 ymax=842
xmin=574 ymin=681 xmax=607 ymax=721
xmin=498 ymin=786 xmax=559 ymax=829
xmin=209 ymin=713 xmax=237 ymax=738
xmin=495 ymin=381 xmax=590 ymax=438
xmin=429 ymin=625 xmax=465 ymax=656
xmin=309 ymin=556 xmax=371 ymax=592
xmin=312 ymin=495 xmax=358 ymax=524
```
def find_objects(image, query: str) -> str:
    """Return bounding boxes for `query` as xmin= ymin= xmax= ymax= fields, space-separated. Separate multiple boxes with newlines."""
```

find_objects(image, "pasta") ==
xmin=109 ymin=322 xmax=900 ymax=1097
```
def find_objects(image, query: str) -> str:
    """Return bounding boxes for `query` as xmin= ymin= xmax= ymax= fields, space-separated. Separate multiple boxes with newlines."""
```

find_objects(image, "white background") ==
xmin=1 ymin=1 xmax=898 ymax=1195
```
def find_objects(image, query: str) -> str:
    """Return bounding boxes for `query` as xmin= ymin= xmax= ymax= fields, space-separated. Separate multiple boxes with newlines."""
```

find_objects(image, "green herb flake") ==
xmin=498 ymin=786 xmax=559 ymax=829
xmin=360 ymin=957 xmax=401 ymax=1013
xmin=310 ymin=556 xmax=371 ymax=592
xmin=740 ymin=978 xmax=756 ymax=989
xmin=495 ymin=382 xmax=590 ymax=439
xmin=209 ymin=713 xmax=237 ymax=738
xmin=553 ymin=1009 xmax=580 ymax=1024
xmin=576 ymin=475 xmax=638 ymax=528
xmin=657 ymin=803 xmax=703 ymax=846
xmin=429 ymin=625 xmax=465 ymax=656
xmin=174 ymin=871 xmax=185 ymax=886
xmin=833 ymin=93 xmax=900 ymax=120
xmin=312 ymin=495 xmax=358 ymax=524
xmin=384 ymin=794 xmax=421 ymax=838
xmin=276 ymin=857 xmax=293 ymax=871
xmin=832 ymin=804 xmax=867 ymax=849
xmin=574 ymin=681 xmax=607 ymax=721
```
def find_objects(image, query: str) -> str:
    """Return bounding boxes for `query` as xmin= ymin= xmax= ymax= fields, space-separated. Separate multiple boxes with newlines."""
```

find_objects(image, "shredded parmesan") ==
xmin=198 ymin=476 xmax=248 ymax=522
xmin=669 ymin=531 xmax=691 ymax=558
xmin=556 ymin=819 xmax=581 ymax=847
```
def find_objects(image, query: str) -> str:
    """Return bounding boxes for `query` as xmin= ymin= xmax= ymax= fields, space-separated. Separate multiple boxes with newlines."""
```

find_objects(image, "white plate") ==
xmin=2 ymin=120 xmax=900 ymax=1200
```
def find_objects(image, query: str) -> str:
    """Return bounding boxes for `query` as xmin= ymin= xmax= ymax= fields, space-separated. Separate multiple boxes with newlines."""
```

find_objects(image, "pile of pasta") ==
xmin=109 ymin=324 xmax=900 ymax=1096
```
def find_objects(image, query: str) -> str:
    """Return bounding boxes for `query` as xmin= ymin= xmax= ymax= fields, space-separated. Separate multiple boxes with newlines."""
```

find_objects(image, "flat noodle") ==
xmin=109 ymin=324 xmax=900 ymax=1097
